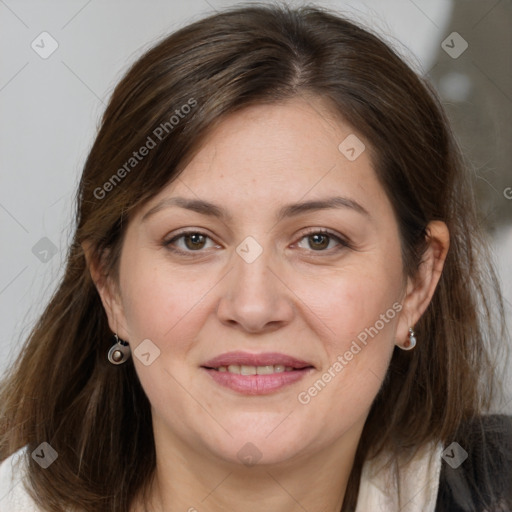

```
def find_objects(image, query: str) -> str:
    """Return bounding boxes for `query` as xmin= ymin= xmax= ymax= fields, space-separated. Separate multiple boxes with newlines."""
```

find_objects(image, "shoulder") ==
xmin=435 ymin=414 xmax=512 ymax=511
xmin=0 ymin=445 xmax=42 ymax=511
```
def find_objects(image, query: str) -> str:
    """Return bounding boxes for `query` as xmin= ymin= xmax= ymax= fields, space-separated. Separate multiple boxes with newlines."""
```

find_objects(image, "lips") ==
xmin=200 ymin=351 xmax=315 ymax=395
xmin=201 ymin=351 xmax=314 ymax=370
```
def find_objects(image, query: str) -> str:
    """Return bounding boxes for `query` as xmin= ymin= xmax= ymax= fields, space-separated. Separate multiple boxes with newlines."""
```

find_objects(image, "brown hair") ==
xmin=0 ymin=3 xmax=508 ymax=511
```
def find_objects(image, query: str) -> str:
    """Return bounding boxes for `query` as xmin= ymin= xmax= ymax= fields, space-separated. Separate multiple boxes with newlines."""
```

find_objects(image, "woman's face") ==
xmin=108 ymin=97 xmax=415 ymax=467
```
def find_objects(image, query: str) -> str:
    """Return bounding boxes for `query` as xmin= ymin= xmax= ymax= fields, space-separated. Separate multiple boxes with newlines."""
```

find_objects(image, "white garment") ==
xmin=0 ymin=446 xmax=40 ymax=512
xmin=0 ymin=442 xmax=443 ymax=511
xmin=355 ymin=441 xmax=443 ymax=512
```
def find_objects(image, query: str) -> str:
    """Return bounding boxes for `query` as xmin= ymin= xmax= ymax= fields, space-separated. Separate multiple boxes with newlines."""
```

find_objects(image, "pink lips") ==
xmin=201 ymin=351 xmax=314 ymax=395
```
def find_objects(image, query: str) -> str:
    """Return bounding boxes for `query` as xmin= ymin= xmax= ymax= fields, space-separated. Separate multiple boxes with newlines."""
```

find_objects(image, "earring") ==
xmin=107 ymin=334 xmax=131 ymax=365
xmin=400 ymin=327 xmax=417 ymax=351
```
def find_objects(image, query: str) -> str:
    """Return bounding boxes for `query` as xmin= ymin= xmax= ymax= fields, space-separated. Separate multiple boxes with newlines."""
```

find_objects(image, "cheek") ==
xmin=294 ymin=277 xmax=400 ymax=440
xmin=117 ymin=250 xmax=209 ymax=418
xmin=302 ymin=261 xmax=404 ymax=350
xmin=294 ymin=258 xmax=403 ymax=404
xmin=118 ymin=248 xmax=208 ymax=341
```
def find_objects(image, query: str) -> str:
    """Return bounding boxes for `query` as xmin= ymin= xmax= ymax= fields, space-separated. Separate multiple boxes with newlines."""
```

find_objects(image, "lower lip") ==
xmin=201 ymin=367 xmax=313 ymax=395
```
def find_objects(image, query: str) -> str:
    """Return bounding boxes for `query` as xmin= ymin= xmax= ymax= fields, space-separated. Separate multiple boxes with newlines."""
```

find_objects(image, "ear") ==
xmin=82 ymin=240 xmax=131 ymax=341
xmin=396 ymin=221 xmax=450 ymax=347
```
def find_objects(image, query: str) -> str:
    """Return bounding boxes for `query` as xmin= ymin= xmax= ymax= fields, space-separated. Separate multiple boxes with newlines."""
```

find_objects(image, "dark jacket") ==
xmin=435 ymin=414 xmax=512 ymax=511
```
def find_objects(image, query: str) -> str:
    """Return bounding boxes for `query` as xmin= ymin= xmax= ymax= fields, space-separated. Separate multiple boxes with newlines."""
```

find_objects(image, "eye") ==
xmin=163 ymin=228 xmax=351 ymax=255
xmin=295 ymin=229 xmax=350 ymax=252
xmin=163 ymin=231 xmax=217 ymax=254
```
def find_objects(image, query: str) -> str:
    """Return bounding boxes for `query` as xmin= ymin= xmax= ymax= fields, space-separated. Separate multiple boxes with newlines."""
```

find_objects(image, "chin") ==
xmin=201 ymin=425 xmax=312 ymax=467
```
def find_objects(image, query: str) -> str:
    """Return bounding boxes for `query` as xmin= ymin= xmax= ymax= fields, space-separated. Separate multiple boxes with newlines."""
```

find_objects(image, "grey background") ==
xmin=1 ymin=0 xmax=511 ymax=409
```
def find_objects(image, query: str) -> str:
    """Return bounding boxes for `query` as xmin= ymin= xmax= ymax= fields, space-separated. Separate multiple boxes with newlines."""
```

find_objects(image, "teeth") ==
xmin=258 ymin=365 xmax=278 ymax=375
xmin=216 ymin=365 xmax=296 ymax=374
xmin=240 ymin=365 xmax=256 ymax=375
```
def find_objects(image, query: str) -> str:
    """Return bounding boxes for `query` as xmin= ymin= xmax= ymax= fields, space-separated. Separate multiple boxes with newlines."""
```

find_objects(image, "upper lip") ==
xmin=202 ymin=351 xmax=314 ymax=369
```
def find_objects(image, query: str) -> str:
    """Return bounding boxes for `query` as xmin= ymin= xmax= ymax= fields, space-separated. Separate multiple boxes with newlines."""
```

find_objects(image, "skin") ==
xmin=85 ymin=97 xmax=449 ymax=512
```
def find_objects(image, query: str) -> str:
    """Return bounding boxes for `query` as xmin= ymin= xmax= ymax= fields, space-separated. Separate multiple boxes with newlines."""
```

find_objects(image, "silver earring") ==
xmin=400 ymin=327 xmax=416 ymax=351
xmin=107 ymin=334 xmax=131 ymax=365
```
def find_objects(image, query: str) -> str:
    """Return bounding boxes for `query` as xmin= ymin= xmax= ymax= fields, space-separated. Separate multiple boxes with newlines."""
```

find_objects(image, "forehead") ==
xmin=186 ymin=97 xmax=358 ymax=178
xmin=138 ymin=97 xmax=392 ymax=225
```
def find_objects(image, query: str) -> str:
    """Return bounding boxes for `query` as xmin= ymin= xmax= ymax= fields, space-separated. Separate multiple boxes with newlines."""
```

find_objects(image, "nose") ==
xmin=216 ymin=242 xmax=294 ymax=334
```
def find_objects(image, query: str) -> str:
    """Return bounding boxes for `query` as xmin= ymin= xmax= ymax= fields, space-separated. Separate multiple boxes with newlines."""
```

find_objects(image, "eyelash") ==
xmin=163 ymin=228 xmax=352 ymax=256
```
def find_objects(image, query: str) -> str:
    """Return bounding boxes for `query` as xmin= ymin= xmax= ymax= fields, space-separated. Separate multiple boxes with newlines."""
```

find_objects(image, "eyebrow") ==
xmin=141 ymin=195 xmax=370 ymax=223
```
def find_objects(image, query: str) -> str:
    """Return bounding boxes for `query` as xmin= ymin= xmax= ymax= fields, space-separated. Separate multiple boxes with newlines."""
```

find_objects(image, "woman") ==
xmin=0 ymin=3 xmax=510 ymax=511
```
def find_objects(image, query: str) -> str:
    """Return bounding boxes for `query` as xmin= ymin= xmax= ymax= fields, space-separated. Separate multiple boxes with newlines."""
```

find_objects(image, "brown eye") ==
xmin=164 ymin=228 xmax=350 ymax=256
xmin=296 ymin=229 xmax=350 ymax=252
xmin=183 ymin=233 xmax=207 ymax=250
xmin=307 ymin=233 xmax=330 ymax=250
xmin=164 ymin=231 xmax=215 ymax=253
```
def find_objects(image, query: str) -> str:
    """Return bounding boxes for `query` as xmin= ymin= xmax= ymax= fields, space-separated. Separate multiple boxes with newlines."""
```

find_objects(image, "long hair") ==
xmin=0 ymin=3 xmax=507 ymax=511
